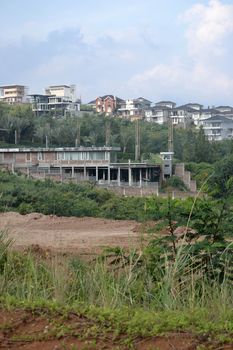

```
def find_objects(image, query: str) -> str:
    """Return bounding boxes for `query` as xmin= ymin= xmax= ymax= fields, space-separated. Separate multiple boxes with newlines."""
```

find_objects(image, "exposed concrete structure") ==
xmin=160 ymin=152 xmax=174 ymax=179
xmin=175 ymin=163 xmax=196 ymax=192
xmin=0 ymin=147 xmax=161 ymax=190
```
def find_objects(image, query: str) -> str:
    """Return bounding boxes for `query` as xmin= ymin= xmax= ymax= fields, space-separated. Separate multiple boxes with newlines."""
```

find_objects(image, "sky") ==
xmin=1 ymin=0 xmax=233 ymax=105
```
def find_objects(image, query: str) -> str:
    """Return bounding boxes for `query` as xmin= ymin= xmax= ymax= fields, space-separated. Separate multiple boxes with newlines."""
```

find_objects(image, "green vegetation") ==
xmin=1 ymin=103 xmax=233 ymax=346
xmin=0 ymin=216 xmax=232 ymax=344
xmin=0 ymin=168 xmax=232 ymax=344
xmin=1 ymin=102 xmax=233 ymax=164
xmin=162 ymin=175 xmax=188 ymax=191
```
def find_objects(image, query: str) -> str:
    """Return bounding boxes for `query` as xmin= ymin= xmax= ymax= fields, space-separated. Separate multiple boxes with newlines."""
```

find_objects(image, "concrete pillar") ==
xmin=71 ymin=166 xmax=74 ymax=178
xmin=96 ymin=166 xmax=98 ymax=182
xmin=145 ymin=168 xmax=148 ymax=186
xmin=128 ymin=166 xmax=132 ymax=187
xmin=108 ymin=166 xmax=111 ymax=185
xmin=139 ymin=168 xmax=142 ymax=188
xmin=84 ymin=166 xmax=87 ymax=180
xmin=117 ymin=167 xmax=121 ymax=186
xmin=60 ymin=166 xmax=63 ymax=182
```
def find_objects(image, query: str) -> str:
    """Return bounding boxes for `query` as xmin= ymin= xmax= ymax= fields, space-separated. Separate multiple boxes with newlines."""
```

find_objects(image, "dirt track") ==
xmin=0 ymin=212 xmax=141 ymax=255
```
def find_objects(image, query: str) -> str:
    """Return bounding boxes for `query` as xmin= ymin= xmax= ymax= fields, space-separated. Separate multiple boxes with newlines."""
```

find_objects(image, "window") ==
xmin=38 ymin=152 xmax=44 ymax=161
xmin=56 ymin=151 xmax=106 ymax=161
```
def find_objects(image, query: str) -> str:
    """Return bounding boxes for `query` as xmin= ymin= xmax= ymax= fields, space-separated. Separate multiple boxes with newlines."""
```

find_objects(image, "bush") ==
xmin=162 ymin=176 xmax=188 ymax=191
xmin=18 ymin=203 xmax=34 ymax=215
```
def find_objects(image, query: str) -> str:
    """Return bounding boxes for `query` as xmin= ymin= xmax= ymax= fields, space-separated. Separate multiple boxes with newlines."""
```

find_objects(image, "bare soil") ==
xmin=0 ymin=308 xmax=231 ymax=350
xmin=0 ymin=212 xmax=143 ymax=256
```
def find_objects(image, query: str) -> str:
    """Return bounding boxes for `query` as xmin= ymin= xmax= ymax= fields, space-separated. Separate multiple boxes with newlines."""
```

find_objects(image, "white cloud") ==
xmin=181 ymin=0 xmax=233 ymax=58
xmin=127 ymin=60 xmax=233 ymax=101
xmin=126 ymin=1 xmax=233 ymax=104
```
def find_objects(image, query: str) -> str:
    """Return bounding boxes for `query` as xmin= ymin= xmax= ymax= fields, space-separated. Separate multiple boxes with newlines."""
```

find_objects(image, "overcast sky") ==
xmin=1 ymin=0 xmax=233 ymax=105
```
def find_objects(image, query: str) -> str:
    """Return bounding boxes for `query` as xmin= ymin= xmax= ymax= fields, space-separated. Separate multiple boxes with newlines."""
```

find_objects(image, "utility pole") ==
xmin=14 ymin=130 xmax=17 ymax=145
xmin=135 ymin=119 xmax=141 ymax=161
xmin=45 ymin=135 xmax=49 ymax=148
xmin=168 ymin=116 xmax=173 ymax=152
xmin=45 ymin=123 xmax=50 ymax=148
xmin=105 ymin=119 xmax=111 ymax=146
xmin=75 ymin=122 xmax=81 ymax=147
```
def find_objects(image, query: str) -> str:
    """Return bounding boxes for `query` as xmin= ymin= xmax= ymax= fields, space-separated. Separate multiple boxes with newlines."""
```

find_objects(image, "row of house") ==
xmin=0 ymin=84 xmax=81 ymax=116
xmin=1 ymin=85 xmax=233 ymax=142
xmin=89 ymin=95 xmax=233 ymax=141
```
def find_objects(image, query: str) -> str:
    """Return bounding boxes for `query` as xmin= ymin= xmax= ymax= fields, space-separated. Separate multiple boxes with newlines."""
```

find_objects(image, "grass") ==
xmin=0 ymin=239 xmax=232 ymax=344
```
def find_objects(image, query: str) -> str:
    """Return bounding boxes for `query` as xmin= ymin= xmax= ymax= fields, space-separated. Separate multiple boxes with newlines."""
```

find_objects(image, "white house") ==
xmin=118 ymin=97 xmax=152 ymax=120
xmin=29 ymin=85 xmax=80 ymax=116
xmin=145 ymin=106 xmax=170 ymax=124
xmin=0 ymin=85 xmax=28 ymax=105
xmin=200 ymin=115 xmax=233 ymax=141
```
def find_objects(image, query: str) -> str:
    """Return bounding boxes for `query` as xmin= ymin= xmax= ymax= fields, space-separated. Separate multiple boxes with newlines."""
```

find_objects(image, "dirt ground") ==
xmin=1 ymin=308 xmax=231 ymax=350
xmin=0 ymin=212 xmax=144 ymax=256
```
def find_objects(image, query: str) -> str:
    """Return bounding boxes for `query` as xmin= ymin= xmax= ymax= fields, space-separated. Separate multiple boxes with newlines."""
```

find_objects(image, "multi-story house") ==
xmin=145 ymin=106 xmax=170 ymax=124
xmin=145 ymin=101 xmax=176 ymax=124
xmin=154 ymin=101 xmax=176 ymax=109
xmin=200 ymin=115 xmax=233 ymax=141
xmin=0 ymin=85 xmax=27 ymax=105
xmin=95 ymin=95 xmax=124 ymax=115
xmin=29 ymin=85 xmax=80 ymax=116
xmin=185 ymin=103 xmax=203 ymax=125
xmin=169 ymin=105 xmax=194 ymax=127
xmin=118 ymin=97 xmax=152 ymax=120
xmin=215 ymin=106 xmax=233 ymax=113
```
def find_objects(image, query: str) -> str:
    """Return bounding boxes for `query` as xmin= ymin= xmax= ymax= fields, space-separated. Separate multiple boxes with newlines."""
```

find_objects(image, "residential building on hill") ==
xmin=155 ymin=101 xmax=176 ymax=109
xmin=145 ymin=101 xmax=175 ymax=124
xmin=0 ymin=85 xmax=27 ymax=104
xmin=95 ymin=95 xmax=124 ymax=115
xmin=118 ymin=97 xmax=152 ymax=120
xmin=169 ymin=105 xmax=193 ymax=127
xmin=145 ymin=106 xmax=170 ymax=124
xmin=200 ymin=115 xmax=233 ymax=141
xmin=29 ymin=85 xmax=80 ymax=116
xmin=215 ymin=106 xmax=233 ymax=113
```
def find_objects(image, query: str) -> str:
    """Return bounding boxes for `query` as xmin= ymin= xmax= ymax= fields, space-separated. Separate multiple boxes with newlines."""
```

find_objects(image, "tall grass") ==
xmin=0 ymin=233 xmax=232 ymax=318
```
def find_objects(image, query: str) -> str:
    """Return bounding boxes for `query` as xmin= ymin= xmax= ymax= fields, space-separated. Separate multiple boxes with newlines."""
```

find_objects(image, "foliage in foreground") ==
xmin=0 ymin=213 xmax=232 ymax=342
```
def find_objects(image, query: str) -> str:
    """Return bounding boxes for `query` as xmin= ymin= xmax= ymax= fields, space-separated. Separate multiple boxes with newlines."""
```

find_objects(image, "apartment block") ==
xmin=0 ymin=85 xmax=27 ymax=105
xmin=29 ymin=85 xmax=80 ymax=116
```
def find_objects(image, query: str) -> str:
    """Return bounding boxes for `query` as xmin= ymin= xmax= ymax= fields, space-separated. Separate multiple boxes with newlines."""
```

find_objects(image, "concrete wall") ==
xmin=175 ymin=163 xmax=197 ymax=192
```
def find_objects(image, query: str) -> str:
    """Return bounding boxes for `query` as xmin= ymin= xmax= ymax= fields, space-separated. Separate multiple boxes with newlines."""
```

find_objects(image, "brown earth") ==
xmin=0 ymin=212 xmax=145 ymax=257
xmin=0 ymin=308 xmax=231 ymax=350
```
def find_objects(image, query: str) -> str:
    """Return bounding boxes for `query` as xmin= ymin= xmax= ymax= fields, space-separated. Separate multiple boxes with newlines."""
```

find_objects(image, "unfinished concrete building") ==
xmin=0 ymin=147 xmax=161 ymax=194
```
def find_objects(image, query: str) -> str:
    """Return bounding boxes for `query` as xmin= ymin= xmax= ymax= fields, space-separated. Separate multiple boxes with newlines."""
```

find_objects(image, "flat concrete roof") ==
xmin=0 ymin=85 xmax=26 ymax=89
xmin=0 ymin=147 xmax=121 ymax=153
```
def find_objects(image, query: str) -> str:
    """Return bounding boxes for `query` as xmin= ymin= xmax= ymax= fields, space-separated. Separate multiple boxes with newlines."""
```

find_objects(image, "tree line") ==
xmin=1 ymin=102 xmax=233 ymax=163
